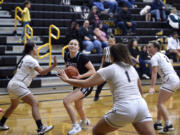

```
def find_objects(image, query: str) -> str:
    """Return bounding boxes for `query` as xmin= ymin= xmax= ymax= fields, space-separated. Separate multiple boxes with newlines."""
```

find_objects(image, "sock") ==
xmin=83 ymin=118 xmax=88 ymax=122
xmin=165 ymin=120 xmax=171 ymax=126
xmin=36 ymin=120 xmax=43 ymax=130
xmin=156 ymin=120 xmax=161 ymax=124
xmin=72 ymin=122 xmax=79 ymax=127
xmin=0 ymin=116 xmax=7 ymax=126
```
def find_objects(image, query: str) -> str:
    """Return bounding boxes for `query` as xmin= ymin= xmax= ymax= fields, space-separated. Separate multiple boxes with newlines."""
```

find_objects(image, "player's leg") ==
xmin=63 ymin=88 xmax=85 ymax=135
xmin=157 ymin=89 xmax=174 ymax=133
xmin=93 ymin=117 xmax=118 ymax=135
xmin=22 ymin=93 xmax=54 ymax=135
xmin=0 ymin=99 xmax=19 ymax=130
xmin=75 ymin=98 xmax=90 ymax=129
xmin=133 ymin=121 xmax=155 ymax=135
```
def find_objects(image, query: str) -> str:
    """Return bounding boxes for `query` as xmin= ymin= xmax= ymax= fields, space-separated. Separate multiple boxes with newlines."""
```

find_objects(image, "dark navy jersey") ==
xmin=64 ymin=51 xmax=90 ymax=75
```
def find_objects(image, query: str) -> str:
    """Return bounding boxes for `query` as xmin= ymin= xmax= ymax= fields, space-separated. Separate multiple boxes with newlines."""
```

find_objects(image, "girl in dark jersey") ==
xmin=63 ymin=39 xmax=96 ymax=135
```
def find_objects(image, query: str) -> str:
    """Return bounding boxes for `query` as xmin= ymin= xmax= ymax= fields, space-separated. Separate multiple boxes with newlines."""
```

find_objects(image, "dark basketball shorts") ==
xmin=73 ymin=87 xmax=93 ymax=97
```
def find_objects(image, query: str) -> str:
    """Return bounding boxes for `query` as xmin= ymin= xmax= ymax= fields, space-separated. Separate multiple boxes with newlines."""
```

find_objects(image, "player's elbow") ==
xmin=91 ymin=69 xmax=96 ymax=75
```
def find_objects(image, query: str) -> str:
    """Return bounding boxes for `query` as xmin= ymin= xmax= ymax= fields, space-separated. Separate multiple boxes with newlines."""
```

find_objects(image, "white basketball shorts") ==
xmin=104 ymin=98 xmax=152 ymax=128
xmin=7 ymin=80 xmax=31 ymax=99
xmin=161 ymin=74 xmax=180 ymax=93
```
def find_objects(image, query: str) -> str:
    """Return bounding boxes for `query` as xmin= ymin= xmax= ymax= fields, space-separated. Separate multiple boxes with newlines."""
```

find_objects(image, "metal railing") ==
xmin=0 ymin=0 xmax=4 ymax=5
xmin=14 ymin=6 xmax=23 ymax=32
xmin=37 ymin=25 xmax=60 ymax=66
xmin=62 ymin=45 xmax=68 ymax=58
xmin=24 ymin=24 xmax=33 ymax=45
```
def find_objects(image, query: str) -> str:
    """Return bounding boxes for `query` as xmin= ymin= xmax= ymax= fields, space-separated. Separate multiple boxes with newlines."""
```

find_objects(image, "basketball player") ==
xmin=0 ymin=41 xmax=56 ymax=135
xmin=94 ymin=37 xmax=115 ymax=101
xmin=62 ymin=39 xmax=96 ymax=135
xmin=58 ymin=43 xmax=155 ymax=135
xmin=148 ymin=41 xmax=180 ymax=133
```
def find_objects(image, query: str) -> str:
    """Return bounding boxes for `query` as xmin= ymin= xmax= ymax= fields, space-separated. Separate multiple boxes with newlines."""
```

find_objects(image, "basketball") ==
xmin=65 ymin=66 xmax=79 ymax=78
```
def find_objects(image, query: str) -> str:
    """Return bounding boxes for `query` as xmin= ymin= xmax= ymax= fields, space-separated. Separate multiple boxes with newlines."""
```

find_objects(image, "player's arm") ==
xmin=149 ymin=66 xmax=158 ymax=93
xmin=78 ymin=61 xmax=96 ymax=79
xmin=35 ymin=56 xmax=57 ymax=75
xmin=58 ymin=70 xmax=104 ymax=88
xmin=138 ymin=79 xmax=143 ymax=95
xmin=99 ymin=55 xmax=105 ymax=69
xmin=21 ymin=8 xmax=27 ymax=16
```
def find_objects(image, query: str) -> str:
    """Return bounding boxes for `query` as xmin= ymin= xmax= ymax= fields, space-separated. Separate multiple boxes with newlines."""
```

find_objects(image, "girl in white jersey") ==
xmin=58 ymin=43 xmax=155 ymax=135
xmin=0 ymin=41 xmax=57 ymax=135
xmin=148 ymin=41 xmax=180 ymax=134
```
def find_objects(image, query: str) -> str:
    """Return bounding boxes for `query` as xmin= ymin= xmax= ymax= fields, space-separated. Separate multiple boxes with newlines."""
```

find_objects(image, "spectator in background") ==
xmin=140 ymin=45 xmax=152 ymax=77
xmin=87 ymin=6 xmax=109 ymax=34
xmin=90 ymin=0 xmax=109 ymax=13
xmin=93 ymin=24 xmax=109 ymax=48
xmin=168 ymin=7 xmax=180 ymax=30
xmin=114 ymin=4 xmax=136 ymax=35
xmin=150 ymin=0 xmax=166 ymax=21
xmin=90 ymin=0 xmax=118 ymax=14
xmin=166 ymin=31 xmax=180 ymax=62
xmin=94 ymin=36 xmax=116 ymax=101
xmin=128 ymin=39 xmax=150 ymax=79
xmin=140 ymin=5 xmax=152 ymax=22
xmin=65 ymin=20 xmax=80 ymax=45
xmin=21 ymin=1 xmax=31 ymax=41
xmin=103 ymin=0 xmax=118 ymax=14
xmin=79 ymin=20 xmax=102 ymax=54
xmin=118 ymin=0 xmax=135 ymax=8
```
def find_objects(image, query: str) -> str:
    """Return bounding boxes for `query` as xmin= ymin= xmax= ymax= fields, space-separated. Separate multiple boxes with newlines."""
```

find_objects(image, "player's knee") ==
xmin=63 ymin=98 xmax=70 ymax=106
xmin=32 ymin=100 xmax=39 ymax=108
xmin=75 ymin=104 xmax=82 ymax=110
xmin=157 ymin=102 xmax=163 ymax=109
xmin=10 ymin=103 xmax=18 ymax=109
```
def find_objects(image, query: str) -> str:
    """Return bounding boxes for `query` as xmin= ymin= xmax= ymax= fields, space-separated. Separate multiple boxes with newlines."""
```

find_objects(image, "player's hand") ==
xmin=53 ymin=56 xmax=57 ymax=68
xmin=149 ymin=87 xmax=155 ymax=94
xmin=56 ymin=69 xmax=69 ymax=82
xmin=72 ymin=74 xmax=81 ymax=79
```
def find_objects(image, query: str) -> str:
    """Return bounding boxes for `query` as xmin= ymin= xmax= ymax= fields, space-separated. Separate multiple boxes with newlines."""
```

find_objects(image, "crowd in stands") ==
xmin=62 ymin=0 xmax=180 ymax=79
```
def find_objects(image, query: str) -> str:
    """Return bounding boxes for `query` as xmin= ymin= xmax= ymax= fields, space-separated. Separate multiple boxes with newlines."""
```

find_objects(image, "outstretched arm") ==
xmin=57 ymin=69 xmax=105 ymax=88
xmin=35 ymin=56 xmax=57 ymax=75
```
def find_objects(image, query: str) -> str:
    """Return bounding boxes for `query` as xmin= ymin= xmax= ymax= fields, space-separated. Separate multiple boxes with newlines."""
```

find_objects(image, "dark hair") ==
xmin=172 ymin=31 xmax=178 ymax=36
xmin=24 ymin=0 xmax=30 ymax=7
xmin=141 ymin=45 xmax=146 ymax=51
xmin=149 ymin=41 xmax=160 ymax=51
xmin=128 ymin=38 xmax=137 ymax=49
xmin=16 ymin=41 xmax=35 ymax=67
xmin=110 ymin=43 xmax=133 ymax=65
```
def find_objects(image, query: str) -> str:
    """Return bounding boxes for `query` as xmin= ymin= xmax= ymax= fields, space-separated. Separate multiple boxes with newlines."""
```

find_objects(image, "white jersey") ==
xmin=11 ymin=55 xmax=39 ymax=87
xmin=151 ymin=52 xmax=177 ymax=80
xmin=97 ymin=63 xmax=142 ymax=109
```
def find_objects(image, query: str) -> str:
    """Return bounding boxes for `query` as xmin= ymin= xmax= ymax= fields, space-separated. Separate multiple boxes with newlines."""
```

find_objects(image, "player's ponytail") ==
xmin=15 ymin=41 xmax=35 ymax=69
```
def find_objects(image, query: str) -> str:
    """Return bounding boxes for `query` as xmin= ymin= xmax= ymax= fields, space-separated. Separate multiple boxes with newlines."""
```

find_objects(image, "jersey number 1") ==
xmin=125 ymin=71 xmax=131 ymax=82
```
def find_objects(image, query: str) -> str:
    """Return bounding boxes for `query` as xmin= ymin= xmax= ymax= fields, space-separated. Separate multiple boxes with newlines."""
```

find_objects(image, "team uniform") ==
xmin=8 ymin=55 xmax=39 ymax=99
xmin=97 ymin=63 xmax=152 ymax=128
xmin=151 ymin=52 xmax=180 ymax=92
xmin=64 ymin=51 xmax=93 ymax=97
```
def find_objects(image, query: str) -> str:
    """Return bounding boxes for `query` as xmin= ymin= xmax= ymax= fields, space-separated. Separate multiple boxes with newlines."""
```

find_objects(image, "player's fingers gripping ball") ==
xmin=65 ymin=66 xmax=79 ymax=78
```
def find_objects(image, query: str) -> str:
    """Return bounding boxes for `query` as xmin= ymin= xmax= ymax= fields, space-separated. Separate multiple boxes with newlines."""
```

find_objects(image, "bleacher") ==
xmin=0 ymin=0 xmax=180 ymax=89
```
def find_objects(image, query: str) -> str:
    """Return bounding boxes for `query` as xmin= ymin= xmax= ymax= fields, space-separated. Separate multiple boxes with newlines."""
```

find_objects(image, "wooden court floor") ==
xmin=0 ymin=86 xmax=180 ymax=135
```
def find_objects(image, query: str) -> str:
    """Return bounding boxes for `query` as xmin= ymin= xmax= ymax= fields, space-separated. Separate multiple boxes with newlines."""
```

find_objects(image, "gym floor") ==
xmin=0 ymin=86 xmax=180 ymax=135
